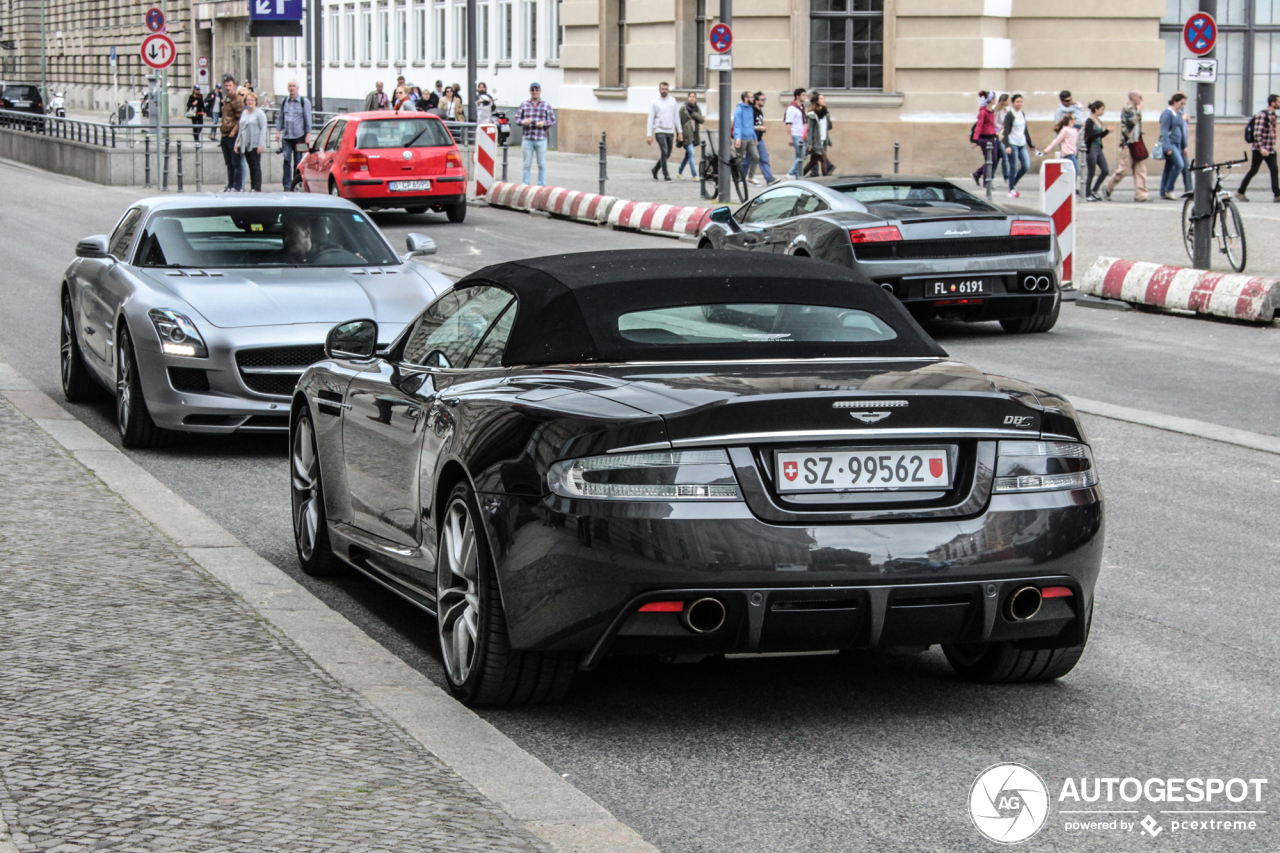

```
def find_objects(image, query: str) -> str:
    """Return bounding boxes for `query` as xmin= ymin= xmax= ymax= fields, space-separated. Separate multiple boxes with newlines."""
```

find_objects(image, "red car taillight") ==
xmin=343 ymin=153 xmax=369 ymax=172
xmin=848 ymin=225 xmax=903 ymax=244
xmin=1010 ymin=220 xmax=1051 ymax=237
xmin=445 ymin=151 xmax=462 ymax=169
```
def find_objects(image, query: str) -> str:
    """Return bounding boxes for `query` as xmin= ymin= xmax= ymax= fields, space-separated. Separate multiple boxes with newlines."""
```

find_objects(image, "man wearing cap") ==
xmin=516 ymin=82 xmax=556 ymax=186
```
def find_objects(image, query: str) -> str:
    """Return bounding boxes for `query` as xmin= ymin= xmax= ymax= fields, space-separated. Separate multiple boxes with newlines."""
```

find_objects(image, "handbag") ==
xmin=1129 ymin=138 xmax=1149 ymax=163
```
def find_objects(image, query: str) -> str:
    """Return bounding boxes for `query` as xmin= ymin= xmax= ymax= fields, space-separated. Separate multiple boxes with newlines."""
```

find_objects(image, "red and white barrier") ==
xmin=1040 ymin=159 xmax=1076 ymax=285
xmin=1081 ymin=256 xmax=1279 ymax=323
xmin=607 ymin=200 xmax=712 ymax=237
xmin=533 ymin=187 xmax=618 ymax=223
xmin=470 ymin=124 xmax=497 ymax=197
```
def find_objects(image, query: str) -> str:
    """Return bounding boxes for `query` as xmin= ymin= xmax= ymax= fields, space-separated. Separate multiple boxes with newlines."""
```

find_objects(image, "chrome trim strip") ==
xmin=832 ymin=399 xmax=909 ymax=409
xmin=242 ymin=366 xmax=308 ymax=375
xmin=617 ymin=356 xmax=946 ymax=366
xmin=671 ymin=428 xmax=1038 ymax=447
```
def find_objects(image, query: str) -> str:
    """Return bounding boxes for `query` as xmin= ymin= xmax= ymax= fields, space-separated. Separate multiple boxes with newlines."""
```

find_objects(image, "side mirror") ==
xmin=75 ymin=235 xmax=110 ymax=259
xmin=708 ymin=206 xmax=741 ymax=232
xmin=325 ymin=319 xmax=379 ymax=360
xmin=405 ymin=233 xmax=437 ymax=256
xmin=295 ymin=141 xmax=310 ymax=153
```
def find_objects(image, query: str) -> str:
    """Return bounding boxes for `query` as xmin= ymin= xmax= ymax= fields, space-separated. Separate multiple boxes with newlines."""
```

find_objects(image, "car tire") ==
xmin=998 ymin=294 xmax=1060 ymax=334
xmin=291 ymin=174 xmax=304 ymax=192
xmin=437 ymin=481 xmax=576 ymax=706
xmin=290 ymin=410 xmax=342 ymax=577
xmin=329 ymin=179 xmax=341 ymax=198
xmin=446 ymin=201 xmax=467 ymax=223
xmin=697 ymin=239 xmax=714 ymax=249
xmin=943 ymin=603 xmax=1091 ymax=683
xmin=115 ymin=328 xmax=167 ymax=449
xmin=61 ymin=291 xmax=104 ymax=403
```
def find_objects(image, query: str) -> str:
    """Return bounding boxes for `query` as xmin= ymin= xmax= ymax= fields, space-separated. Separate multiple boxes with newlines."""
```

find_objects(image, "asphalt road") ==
xmin=3 ymin=158 xmax=1278 ymax=852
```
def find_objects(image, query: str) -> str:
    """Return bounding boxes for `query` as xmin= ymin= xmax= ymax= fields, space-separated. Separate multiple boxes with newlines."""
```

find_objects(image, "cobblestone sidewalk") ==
xmin=0 ymin=397 xmax=551 ymax=853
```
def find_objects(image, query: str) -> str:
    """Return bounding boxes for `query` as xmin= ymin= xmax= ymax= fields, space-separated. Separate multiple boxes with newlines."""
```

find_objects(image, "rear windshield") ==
xmin=834 ymin=183 xmax=995 ymax=212
xmin=2 ymin=85 xmax=39 ymax=100
xmin=133 ymin=207 xmax=400 ymax=268
xmin=353 ymin=118 xmax=454 ymax=149
xmin=618 ymin=304 xmax=898 ymax=347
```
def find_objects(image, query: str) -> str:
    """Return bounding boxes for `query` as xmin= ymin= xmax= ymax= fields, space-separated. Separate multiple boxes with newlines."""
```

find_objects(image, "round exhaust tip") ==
xmin=1006 ymin=586 xmax=1043 ymax=621
xmin=880 ymin=282 xmax=896 ymax=294
xmin=683 ymin=597 xmax=727 ymax=634
xmin=1036 ymin=275 xmax=1052 ymax=291
xmin=1023 ymin=275 xmax=1039 ymax=292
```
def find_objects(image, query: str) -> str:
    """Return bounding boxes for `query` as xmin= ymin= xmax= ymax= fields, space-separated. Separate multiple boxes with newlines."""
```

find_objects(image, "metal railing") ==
xmin=0 ymin=108 xmax=117 ymax=147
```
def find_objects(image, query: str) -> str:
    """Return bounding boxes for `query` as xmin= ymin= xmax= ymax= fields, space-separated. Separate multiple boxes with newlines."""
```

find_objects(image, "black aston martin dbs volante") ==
xmin=290 ymin=250 xmax=1103 ymax=706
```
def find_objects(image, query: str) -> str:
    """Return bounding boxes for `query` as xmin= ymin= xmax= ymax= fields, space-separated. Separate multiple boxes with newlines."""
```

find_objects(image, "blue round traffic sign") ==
xmin=709 ymin=23 xmax=732 ymax=54
xmin=146 ymin=7 xmax=166 ymax=33
xmin=1183 ymin=12 xmax=1216 ymax=57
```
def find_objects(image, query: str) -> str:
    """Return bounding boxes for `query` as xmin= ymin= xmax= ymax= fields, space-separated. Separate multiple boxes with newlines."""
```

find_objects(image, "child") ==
xmin=1043 ymin=112 xmax=1081 ymax=192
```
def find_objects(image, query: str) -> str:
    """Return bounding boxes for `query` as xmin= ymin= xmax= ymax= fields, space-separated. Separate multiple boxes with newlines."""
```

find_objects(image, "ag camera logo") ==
xmin=969 ymin=763 xmax=1050 ymax=844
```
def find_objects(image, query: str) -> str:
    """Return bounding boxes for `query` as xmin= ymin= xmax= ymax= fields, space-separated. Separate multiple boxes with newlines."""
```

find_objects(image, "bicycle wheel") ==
xmin=1180 ymin=196 xmax=1196 ymax=263
xmin=731 ymin=162 xmax=749 ymax=203
xmin=1219 ymin=198 xmax=1247 ymax=273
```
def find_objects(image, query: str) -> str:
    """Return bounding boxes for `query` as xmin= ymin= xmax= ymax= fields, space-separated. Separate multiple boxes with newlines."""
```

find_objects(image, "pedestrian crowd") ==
xmin=971 ymin=87 xmax=1280 ymax=204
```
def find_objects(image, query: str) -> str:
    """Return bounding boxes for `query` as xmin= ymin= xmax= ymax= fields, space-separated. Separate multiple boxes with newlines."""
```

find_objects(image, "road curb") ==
xmin=0 ymin=361 xmax=659 ymax=853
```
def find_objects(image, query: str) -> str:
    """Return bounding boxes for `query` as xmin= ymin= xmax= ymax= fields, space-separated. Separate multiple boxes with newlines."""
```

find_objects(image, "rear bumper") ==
xmin=904 ymin=291 xmax=1058 ymax=323
xmin=478 ymin=486 xmax=1103 ymax=662
xmin=339 ymin=174 xmax=467 ymax=208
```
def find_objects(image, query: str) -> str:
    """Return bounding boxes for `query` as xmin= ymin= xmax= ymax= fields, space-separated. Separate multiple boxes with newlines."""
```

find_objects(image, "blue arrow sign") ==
xmin=249 ymin=0 xmax=303 ymax=22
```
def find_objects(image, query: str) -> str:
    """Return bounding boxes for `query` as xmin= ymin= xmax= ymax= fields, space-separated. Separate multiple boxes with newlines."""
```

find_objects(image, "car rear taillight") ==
xmin=848 ymin=226 xmax=902 ymax=244
xmin=1010 ymin=220 xmax=1051 ymax=237
xmin=993 ymin=440 xmax=1097 ymax=493
xmin=638 ymin=601 xmax=684 ymax=613
xmin=445 ymin=151 xmax=462 ymax=169
xmin=547 ymin=449 xmax=742 ymax=501
xmin=344 ymin=153 xmax=369 ymax=172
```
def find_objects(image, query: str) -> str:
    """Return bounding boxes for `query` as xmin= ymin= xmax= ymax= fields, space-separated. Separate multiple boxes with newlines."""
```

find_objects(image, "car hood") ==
xmin=142 ymin=266 xmax=435 ymax=328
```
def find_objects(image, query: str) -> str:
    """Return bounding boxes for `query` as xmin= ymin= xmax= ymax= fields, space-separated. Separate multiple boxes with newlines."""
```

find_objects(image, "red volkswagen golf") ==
xmin=296 ymin=111 xmax=468 ymax=222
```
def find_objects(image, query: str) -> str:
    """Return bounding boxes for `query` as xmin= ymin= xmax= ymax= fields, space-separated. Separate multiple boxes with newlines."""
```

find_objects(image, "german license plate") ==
xmin=926 ymin=277 xmax=989 ymax=298
xmin=776 ymin=447 xmax=952 ymax=492
xmin=389 ymin=179 xmax=431 ymax=191
xmin=12 ymin=100 xmax=30 ymax=108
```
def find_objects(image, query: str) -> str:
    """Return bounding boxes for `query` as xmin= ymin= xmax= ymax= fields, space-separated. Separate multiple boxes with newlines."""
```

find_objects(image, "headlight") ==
xmin=992 ymin=440 xmax=1098 ymax=493
xmin=149 ymin=308 xmax=208 ymax=358
xmin=547 ymin=449 xmax=743 ymax=501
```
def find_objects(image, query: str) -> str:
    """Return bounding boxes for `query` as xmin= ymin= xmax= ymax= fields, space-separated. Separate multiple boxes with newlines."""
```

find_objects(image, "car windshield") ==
xmin=133 ymin=207 xmax=400 ymax=268
xmin=353 ymin=118 xmax=454 ymax=149
xmin=617 ymin=304 xmax=898 ymax=347
xmin=834 ymin=183 xmax=995 ymax=212
xmin=2 ymin=86 xmax=38 ymax=100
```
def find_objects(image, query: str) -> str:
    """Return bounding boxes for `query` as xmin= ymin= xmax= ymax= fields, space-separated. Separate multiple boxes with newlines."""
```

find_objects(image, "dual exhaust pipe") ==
xmin=1022 ymin=275 xmax=1053 ymax=292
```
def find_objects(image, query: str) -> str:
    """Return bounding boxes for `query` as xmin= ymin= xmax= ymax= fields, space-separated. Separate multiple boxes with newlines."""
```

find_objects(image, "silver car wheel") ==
xmin=60 ymin=303 xmax=74 ymax=388
xmin=438 ymin=499 xmax=481 ymax=685
xmin=291 ymin=417 xmax=321 ymax=562
xmin=116 ymin=339 xmax=132 ymax=433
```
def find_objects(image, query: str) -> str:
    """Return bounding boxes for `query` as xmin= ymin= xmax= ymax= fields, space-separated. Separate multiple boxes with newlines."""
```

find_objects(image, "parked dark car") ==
xmin=1 ymin=83 xmax=45 ymax=131
xmin=291 ymin=250 xmax=1103 ymax=706
xmin=698 ymin=176 xmax=1062 ymax=333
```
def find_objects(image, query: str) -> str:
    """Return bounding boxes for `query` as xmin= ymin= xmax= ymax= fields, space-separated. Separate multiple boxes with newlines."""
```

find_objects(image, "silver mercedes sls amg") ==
xmin=59 ymin=193 xmax=451 ymax=447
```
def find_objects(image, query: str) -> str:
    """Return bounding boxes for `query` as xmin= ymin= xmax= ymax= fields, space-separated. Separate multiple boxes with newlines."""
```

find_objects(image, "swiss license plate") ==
xmin=776 ymin=447 xmax=952 ymax=493
xmin=926 ymin=277 xmax=989 ymax=298
xmin=389 ymin=179 xmax=431 ymax=191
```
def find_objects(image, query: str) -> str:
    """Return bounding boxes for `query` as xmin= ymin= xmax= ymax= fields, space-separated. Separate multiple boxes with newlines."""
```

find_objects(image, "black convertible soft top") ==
xmin=456 ymin=249 xmax=949 ymax=365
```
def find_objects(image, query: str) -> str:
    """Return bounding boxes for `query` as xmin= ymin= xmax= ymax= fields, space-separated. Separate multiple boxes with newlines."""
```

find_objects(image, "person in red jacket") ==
xmin=971 ymin=90 xmax=1000 ymax=187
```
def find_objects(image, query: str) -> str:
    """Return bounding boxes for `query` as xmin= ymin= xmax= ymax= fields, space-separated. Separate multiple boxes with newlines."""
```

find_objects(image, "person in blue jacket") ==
xmin=1159 ymin=92 xmax=1190 ymax=200
xmin=731 ymin=92 xmax=758 ymax=181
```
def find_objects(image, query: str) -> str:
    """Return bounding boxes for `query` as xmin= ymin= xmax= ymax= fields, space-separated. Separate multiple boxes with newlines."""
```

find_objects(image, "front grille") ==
xmin=242 ymin=374 xmax=301 ymax=397
xmin=235 ymin=345 xmax=326 ymax=369
xmin=235 ymin=345 xmax=325 ymax=398
xmin=168 ymin=367 xmax=210 ymax=393
xmin=853 ymin=235 xmax=1052 ymax=261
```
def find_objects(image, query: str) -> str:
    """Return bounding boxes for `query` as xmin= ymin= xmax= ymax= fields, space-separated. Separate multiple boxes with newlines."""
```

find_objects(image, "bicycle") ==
xmin=697 ymin=131 xmax=749 ymax=203
xmin=1180 ymin=155 xmax=1249 ymax=273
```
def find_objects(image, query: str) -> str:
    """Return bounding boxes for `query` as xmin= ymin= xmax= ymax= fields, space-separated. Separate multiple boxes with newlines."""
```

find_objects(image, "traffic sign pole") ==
xmin=1192 ymin=1 xmax=1216 ymax=270
xmin=716 ymin=3 xmax=732 ymax=204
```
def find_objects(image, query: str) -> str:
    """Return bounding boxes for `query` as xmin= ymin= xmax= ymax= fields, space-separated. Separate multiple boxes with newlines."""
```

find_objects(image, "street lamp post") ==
xmin=717 ymin=0 xmax=731 ymax=204
xmin=1192 ymin=0 xmax=1217 ymax=270
xmin=466 ymin=0 xmax=476 ymax=123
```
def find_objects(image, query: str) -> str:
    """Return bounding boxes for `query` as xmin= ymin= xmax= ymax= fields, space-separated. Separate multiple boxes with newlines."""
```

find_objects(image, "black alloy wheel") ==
xmin=61 ymin=292 xmax=103 ymax=402
xmin=290 ymin=411 xmax=341 ymax=576
xmin=436 ymin=481 xmax=575 ymax=706
xmin=115 ymin=328 xmax=166 ymax=448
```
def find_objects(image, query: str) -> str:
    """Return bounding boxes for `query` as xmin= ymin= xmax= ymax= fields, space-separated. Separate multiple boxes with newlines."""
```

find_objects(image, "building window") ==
xmin=521 ymin=0 xmax=537 ymax=60
xmin=696 ymin=0 xmax=707 ymax=88
xmin=479 ymin=0 xmax=490 ymax=62
xmin=498 ymin=0 xmax=513 ymax=61
xmin=434 ymin=0 xmax=447 ymax=62
xmin=414 ymin=0 xmax=427 ymax=60
xmin=329 ymin=7 xmax=340 ymax=62
xmin=1159 ymin=0 xmax=1280 ymax=116
xmin=454 ymin=1 xmax=468 ymax=59
xmin=396 ymin=0 xmax=408 ymax=61
xmin=809 ymin=0 xmax=883 ymax=91
xmin=378 ymin=1 xmax=390 ymax=61
xmin=345 ymin=4 xmax=356 ymax=62
xmin=549 ymin=0 xmax=562 ymax=61
xmin=361 ymin=2 xmax=373 ymax=61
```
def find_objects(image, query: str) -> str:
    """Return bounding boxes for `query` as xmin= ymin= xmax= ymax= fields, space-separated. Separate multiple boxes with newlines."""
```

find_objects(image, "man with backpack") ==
xmin=276 ymin=80 xmax=312 ymax=191
xmin=1236 ymin=94 xmax=1279 ymax=203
